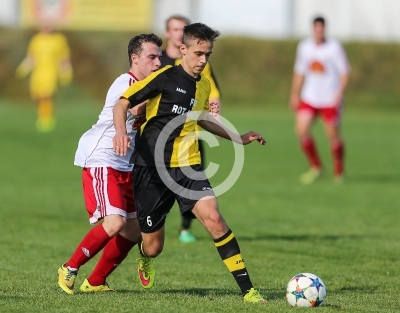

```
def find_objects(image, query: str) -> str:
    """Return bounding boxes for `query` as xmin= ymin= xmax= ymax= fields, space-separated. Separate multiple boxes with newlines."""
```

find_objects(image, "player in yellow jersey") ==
xmin=16 ymin=23 xmax=73 ymax=133
xmin=113 ymin=23 xmax=267 ymax=304
xmin=161 ymin=15 xmax=221 ymax=243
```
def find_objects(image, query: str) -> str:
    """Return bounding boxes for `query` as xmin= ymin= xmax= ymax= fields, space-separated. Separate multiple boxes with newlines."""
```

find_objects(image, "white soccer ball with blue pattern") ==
xmin=286 ymin=273 xmax=326 ymax=307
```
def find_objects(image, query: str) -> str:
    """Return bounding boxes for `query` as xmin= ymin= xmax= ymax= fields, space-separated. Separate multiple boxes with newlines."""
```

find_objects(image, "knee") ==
xmin=103 ymin=217 xmax=126 ymax=237
xmin=327 ymin=131 xmax=340 ymax=143
xmin=325 ymin=124 xmax=340 ymax=141
xmin=207 ymin=211 xmax=224 ymax=225
xmin=203 ymin=212 xmax=229 ymax=239
xmin=144 ymin=243 xmax=163 ymax=258
xmin=295 ymin=117 xmax=312 ymax=139
xmin=202 ymin=209 xmax=226 ymax=233
xmin=194 ymin=199 xmax=224 ymax=228
xmin=295 ymin=126 xmax=309 ymax=139
xmin=107 ymin=223 xmax=125 ymax=237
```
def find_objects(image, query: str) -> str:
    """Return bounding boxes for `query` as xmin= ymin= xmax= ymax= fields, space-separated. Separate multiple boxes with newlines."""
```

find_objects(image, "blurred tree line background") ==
xmin=1 ymin=28 xmax=399 ymax=112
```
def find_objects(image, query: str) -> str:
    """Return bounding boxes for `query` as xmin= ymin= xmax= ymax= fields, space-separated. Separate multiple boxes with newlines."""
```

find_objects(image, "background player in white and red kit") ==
xmin=290 ymin=16 xmax=350 ymax=184
xmin=57 ymin=34 xmax=163 ymax=294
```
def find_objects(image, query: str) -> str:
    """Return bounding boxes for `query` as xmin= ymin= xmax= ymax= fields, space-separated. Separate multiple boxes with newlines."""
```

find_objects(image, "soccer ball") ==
xmin=286 ymin=273 xmax=326 ymax=307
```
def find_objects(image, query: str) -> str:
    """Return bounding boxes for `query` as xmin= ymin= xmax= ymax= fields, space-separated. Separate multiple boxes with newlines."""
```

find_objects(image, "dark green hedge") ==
xmin=1 ymin=29 xmax=399 ymax=111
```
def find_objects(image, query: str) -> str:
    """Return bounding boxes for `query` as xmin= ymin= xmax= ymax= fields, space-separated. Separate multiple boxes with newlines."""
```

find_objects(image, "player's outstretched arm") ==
xmin=240 ymin=131 xmax=266 ymax=145
xmin=59 ymin=59 xmax=73 ymax=87
xmin=198 ymin=112 xmax=266 ymax=145
xmin=113 ymin=98 xmax=131 ymax=156
xmin=333 ymin=73 xmax=350 ymax=106
xmin=15 ymin=57 xmax=34 ymax=78
xmin=289 ymin=73 xmax=304 ymax=111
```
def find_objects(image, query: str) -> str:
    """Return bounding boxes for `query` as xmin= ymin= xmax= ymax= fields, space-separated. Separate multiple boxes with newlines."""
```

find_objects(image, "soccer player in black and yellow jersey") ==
xmin=162 ymin=15 xmax=222 ymax=243
xmin=113 ymin=23 xmax=267 ymax=303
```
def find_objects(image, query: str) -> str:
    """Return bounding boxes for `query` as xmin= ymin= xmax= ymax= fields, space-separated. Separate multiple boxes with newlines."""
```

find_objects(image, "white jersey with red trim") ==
xmin=74 ymin=73 xmax=140 ymax=171
xmin=294 ymin=38 xmax=350 ymax=108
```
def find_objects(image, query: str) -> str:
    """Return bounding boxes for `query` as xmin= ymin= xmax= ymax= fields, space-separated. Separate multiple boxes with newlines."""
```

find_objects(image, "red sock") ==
xmin=301 ymin=137 xmax=321 ymax=168
xmin=87 ymin=234 xmax=136 ymax=286
xmin=332 ymin=140 xmax=344 ymax=176
xmin=65 ymin=224 xmax=111 ymax=270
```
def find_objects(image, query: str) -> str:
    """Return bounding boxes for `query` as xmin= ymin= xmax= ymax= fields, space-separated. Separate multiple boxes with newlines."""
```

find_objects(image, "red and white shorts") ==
xmin=297 ymin=101 xmax=343 ymax=126
xmin=82 ymin=167 xmax=136 ymax=224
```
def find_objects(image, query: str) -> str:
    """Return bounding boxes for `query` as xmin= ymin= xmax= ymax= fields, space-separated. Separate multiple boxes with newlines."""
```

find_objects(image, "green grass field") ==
xmin=0 ymin=96 xmax=399 ymax=313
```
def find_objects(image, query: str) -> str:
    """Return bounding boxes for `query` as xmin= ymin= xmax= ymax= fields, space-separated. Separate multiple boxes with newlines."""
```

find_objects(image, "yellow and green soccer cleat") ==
xmin=137 ymin=253 xmax=155 ymax=289
xmin=36 ymin=117 xmax=56 ymax=133
xmin=299 ymin=167 xmax=322 ymax=185
xmin=243 ymin=288 xmax=267 ymax=304
xmin=80 ymin=279 xmax=113 ymax=293
xmin=57 ymin=265 xmax=78 ymax=295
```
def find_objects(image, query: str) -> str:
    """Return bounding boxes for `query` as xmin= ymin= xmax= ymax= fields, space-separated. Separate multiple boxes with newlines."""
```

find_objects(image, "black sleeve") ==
xmin=120 ymin=69 xmax=168 ymax=108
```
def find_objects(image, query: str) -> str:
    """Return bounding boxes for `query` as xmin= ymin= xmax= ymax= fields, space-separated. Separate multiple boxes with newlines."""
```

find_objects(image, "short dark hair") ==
xmin=165 ymin=15 xmax=190 ymax=30
xmin=182 ymin=23 xmax=220 ymax=47
xmin=313 ymin=16 xmax=325 ymax=26
xmin=128 ymin=33 xmax=163 ymax=66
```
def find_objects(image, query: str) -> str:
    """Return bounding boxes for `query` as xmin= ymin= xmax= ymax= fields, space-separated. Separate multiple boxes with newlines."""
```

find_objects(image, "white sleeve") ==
xmin=333 ymin=42 xmax=350 ymax=75
xmin=294 ymin=42 xmax=307 ymax=75
xmin=105 ymin=75 xmax=132 ymax=105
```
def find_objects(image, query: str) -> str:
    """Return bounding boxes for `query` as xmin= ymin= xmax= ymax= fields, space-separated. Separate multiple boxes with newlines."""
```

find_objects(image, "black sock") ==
xmin=214 ymin=229 xmax=253 ymax=295
xmin=181 ymin=215 xmax=193 ymax=230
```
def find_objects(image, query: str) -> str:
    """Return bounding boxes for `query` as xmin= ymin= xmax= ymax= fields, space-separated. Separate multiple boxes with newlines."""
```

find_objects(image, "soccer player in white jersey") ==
xmin=57 ymin=34 xmax=163 ymax=294
xmin=290 ymin=16 xmax=350 ymax=184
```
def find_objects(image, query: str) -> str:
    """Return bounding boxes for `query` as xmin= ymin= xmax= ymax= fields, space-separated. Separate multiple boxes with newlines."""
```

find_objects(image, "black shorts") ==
xmin=132 ymin=165 xmax=215 ymax=233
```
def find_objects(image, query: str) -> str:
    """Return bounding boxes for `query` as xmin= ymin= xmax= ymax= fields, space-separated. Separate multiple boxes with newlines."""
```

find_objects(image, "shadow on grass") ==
xmin=73 ymin=286 xmax=378 ymax=308
xmin=114 ymin=287 xmax=283 ymax=300
xmin=349 ymin=174 xmax=400 ymax=184
xmin=319 ymin=303 xmax=342 ymax=309
xmin=332 ymin=285 xmax=379 ymax=294
xmin=237 ymin=234 xmax=365 ymax=242
xmin=0 ymin=295 xmax=26 ymax=300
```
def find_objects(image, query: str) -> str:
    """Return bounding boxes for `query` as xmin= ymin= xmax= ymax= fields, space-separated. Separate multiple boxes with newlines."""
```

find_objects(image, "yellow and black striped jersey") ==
xmin=121 ymin=65 xmax=211 ymax=168
xmin=160 ymin=51 xmax=221 ymax=99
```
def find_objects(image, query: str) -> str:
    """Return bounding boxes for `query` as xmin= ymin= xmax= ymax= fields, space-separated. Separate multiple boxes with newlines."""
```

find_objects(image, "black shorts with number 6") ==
xmin=132 ymin=165 xmax=215 ymax=233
